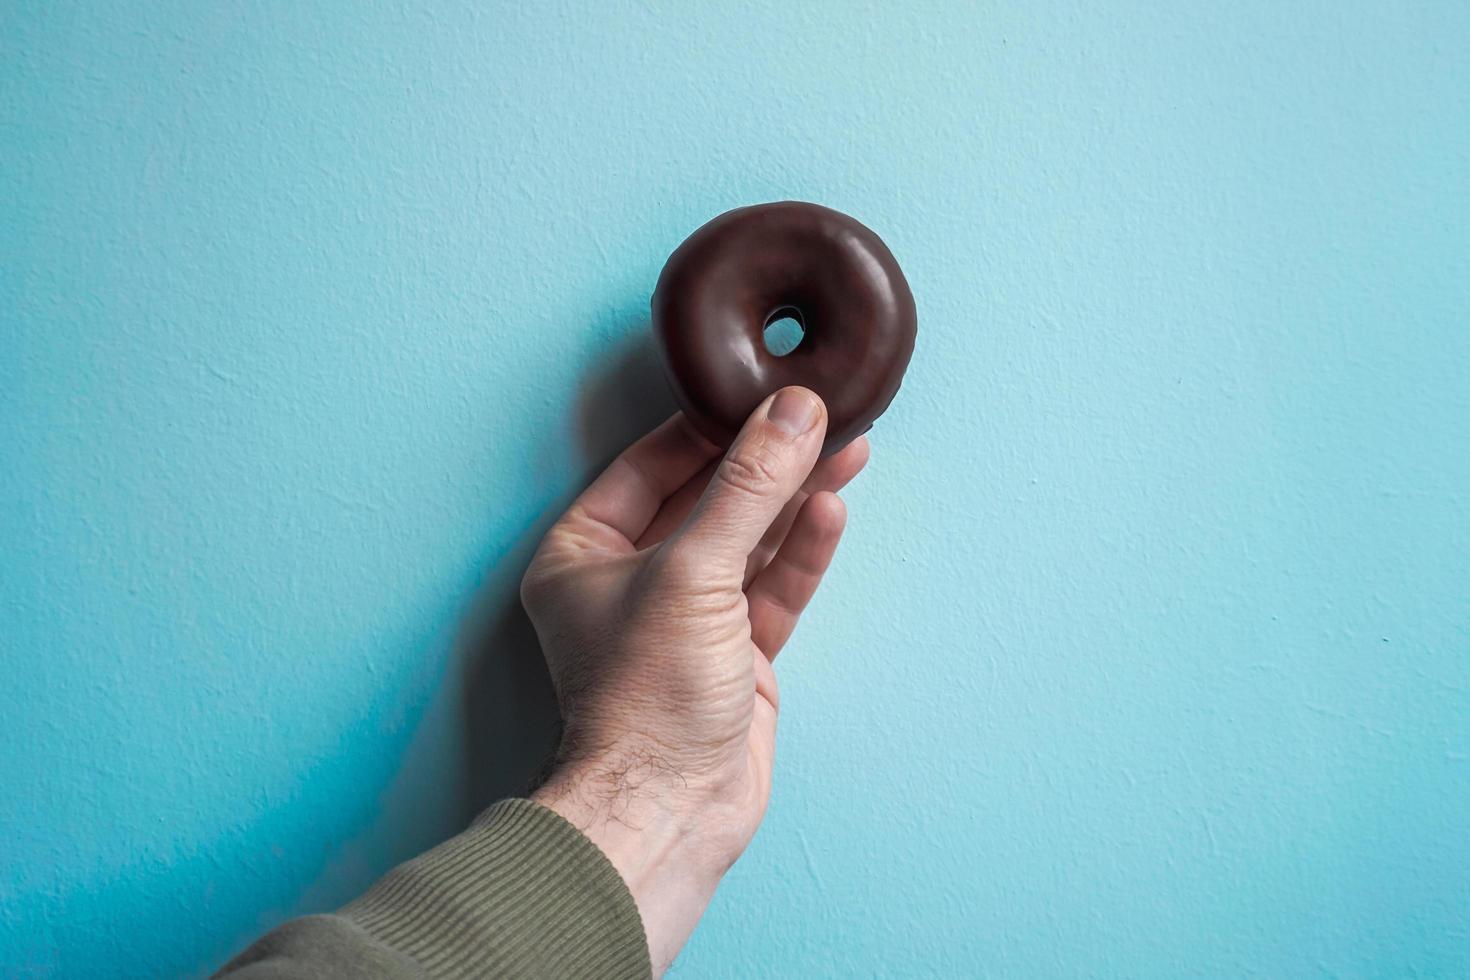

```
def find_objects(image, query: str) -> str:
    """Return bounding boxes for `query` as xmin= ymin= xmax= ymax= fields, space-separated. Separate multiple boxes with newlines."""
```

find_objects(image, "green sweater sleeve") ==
xmin=215 ymin=798 xmax=651 ymax=979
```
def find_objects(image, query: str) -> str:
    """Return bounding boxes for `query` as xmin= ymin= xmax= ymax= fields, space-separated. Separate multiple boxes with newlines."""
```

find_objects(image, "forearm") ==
xmin=531 ymin=747 xmax=747 ymax=976
xmin=216 ymin=799 xmax=651 ymax=979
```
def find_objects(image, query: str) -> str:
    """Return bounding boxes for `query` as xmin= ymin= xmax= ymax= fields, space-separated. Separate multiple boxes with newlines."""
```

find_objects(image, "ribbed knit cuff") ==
xmin=342 ymin=798 xmax=651 ymax=979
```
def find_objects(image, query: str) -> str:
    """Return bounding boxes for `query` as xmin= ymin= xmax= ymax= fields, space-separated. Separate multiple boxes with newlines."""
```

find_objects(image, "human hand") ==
xmin=523 ymin=387 xmax=868 ymax=974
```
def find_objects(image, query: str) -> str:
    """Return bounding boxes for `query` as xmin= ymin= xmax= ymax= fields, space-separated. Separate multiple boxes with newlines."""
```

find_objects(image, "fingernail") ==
xmin=767 ymin=387 xmax=820 ymax=437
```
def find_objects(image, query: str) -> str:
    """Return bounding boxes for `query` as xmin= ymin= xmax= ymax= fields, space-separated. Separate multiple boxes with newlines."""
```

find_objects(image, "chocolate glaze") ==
xmin=652 ymin=201 xmax=917 ymax=455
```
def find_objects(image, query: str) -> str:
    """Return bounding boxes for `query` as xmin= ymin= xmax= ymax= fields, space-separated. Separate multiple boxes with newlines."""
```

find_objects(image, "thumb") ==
xmin=671 ymin=387 xmax=827 ymax=576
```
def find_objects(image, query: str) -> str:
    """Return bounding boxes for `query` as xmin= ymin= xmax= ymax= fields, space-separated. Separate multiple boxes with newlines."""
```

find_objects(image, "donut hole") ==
xmin=762 ymin=308 xmax=806 ymax=357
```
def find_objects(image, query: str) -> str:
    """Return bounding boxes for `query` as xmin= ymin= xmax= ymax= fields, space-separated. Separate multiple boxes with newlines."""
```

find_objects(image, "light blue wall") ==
xmin=3 ymin=2 xmax=1467 ymax=976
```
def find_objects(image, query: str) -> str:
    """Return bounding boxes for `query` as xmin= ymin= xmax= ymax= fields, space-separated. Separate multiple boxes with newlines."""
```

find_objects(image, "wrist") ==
xmin=531 ymin=749 xmax=742 ymax=975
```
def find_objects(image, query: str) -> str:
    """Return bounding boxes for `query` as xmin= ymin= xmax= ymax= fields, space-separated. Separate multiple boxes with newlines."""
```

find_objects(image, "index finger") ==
xmin=556 ymin=413 xmax=721 ymax=551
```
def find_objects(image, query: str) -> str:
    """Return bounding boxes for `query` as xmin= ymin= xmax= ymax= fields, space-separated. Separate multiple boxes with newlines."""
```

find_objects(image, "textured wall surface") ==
xmin=3 ymin=2 xmax=1468 ymax=976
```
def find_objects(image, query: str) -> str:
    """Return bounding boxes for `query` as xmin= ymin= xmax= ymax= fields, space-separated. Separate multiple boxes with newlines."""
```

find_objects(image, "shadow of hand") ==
xmin=457 ymin=327 xmax=677 ymax=817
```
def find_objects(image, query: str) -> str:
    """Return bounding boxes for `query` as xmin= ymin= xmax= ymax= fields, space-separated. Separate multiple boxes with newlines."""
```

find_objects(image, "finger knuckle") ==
xmin=717 ymin=442 xmax=784 ymax=498
xmin=520 ymin=555 xmax=566 ymax=612
xmin=519 ymin=568 xmax=550 ymax=610
xmin=648 ymin=544 xmax=743 ymax=611
xmin=649 ymin=540 xmax=706 ymax=586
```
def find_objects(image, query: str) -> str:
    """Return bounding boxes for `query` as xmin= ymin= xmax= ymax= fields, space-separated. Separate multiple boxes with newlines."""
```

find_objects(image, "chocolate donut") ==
xmin=652 ymin=201 xmax=916 ymax=454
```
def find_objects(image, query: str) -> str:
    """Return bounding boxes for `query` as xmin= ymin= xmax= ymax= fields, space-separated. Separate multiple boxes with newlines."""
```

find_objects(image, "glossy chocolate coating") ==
xmin=652 ymin=201 xmax=917 ymax=454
